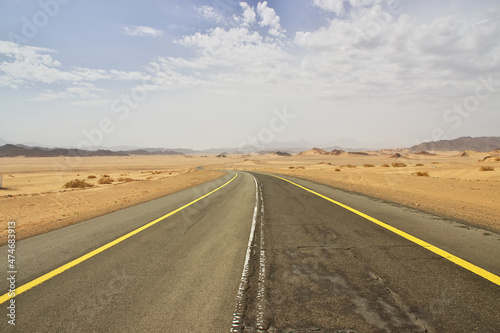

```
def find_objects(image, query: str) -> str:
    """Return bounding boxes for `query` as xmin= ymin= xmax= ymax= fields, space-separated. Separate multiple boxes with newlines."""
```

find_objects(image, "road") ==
xmin=1 ymin=171 xmax=499 ymax=332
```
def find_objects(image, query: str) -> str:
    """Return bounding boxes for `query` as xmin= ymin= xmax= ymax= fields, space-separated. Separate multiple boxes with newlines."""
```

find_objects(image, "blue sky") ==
xmin=1 ymin=0 xmax=499 ymax=149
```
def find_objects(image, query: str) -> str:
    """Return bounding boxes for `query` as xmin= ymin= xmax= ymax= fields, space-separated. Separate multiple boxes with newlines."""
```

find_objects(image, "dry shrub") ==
xmin=288 ymin=166 xmax=295 ymax=169
xmin=414 ymin=171 xmax=429 ymax=177
xmin=98 ymin=177 xmax=115 ymax=184
xmin=334 ymin=168 xmax=341 ymax=172
xmin=380 ymin=164 xmax=390 ymax=167
xmin=415 ymin=163 xmax=424 ymax=166
xmin=64 ymin=179 xmax=93 ymax=189
xmin=341 ymin=164 xmax=356 ymax=168
xmin=495 ymin=157 xmax=500 ymax=162
xmin=87 ymin=175 xmax=97 ymax=179
xmin=117 ymin=177 xmax=134 ymax=182
xmin=363 ymin=164 xmax=375 ymax=167
xmin=296 ymin=166 xmax=305 ymax=169
xmin=102 ymin=174 xmax=111 ymax=178
xmin=392 ymin=163 xmax=407 ymax=167
xmin=431 ymin=162 xmax=440 ymax=165
xmin=480 ymin=166 xmax=495 ymax=171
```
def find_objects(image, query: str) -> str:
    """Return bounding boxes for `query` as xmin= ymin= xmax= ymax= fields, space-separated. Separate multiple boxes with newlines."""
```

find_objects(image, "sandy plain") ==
xmin=212 ymin=149 xmax=500 ymax=233
xmin=0 ymin=155 xmax=226 ymax=244
xmin=1 ymin=150 xmax=499 ymax=244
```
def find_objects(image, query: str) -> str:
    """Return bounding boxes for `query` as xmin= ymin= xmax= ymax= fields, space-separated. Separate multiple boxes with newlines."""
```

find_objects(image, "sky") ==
xmin=0 ymin=0 xmax=499 ymax=150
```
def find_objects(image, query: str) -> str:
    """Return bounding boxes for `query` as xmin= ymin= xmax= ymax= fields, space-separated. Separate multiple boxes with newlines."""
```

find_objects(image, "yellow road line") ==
xmin=269 ymin=174 xmax=500 ymax=287
xmin=0 ymin=173 xmax=238 ymax=305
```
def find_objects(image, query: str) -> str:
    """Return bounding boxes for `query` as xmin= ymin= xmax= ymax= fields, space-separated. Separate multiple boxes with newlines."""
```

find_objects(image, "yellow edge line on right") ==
xmin=270 ymin=173 xmax=500 ymax=287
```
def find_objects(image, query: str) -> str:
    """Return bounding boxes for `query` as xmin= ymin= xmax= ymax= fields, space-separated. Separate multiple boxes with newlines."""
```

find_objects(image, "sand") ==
xmin=0 ymin=155 xmax=232 ymax=244
xmin=1 ymin=151 xmax=499 ymax=244
xmin=211 ymin=151 xmax=500 ymax=233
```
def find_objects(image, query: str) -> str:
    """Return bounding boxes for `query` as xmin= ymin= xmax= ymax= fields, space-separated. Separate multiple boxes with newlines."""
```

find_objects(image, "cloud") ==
xmin=256 ymin=1 xmax=285 ymax=37
xmin=197 ymin=6 xmax=224 ymax=23
xmin=31 ymin=83 xmax=105 ymax=102
xmin=313 ymin=0 xmax=346 ymax=16
xmin=240 ymin=2 xmax=257 ymax=26
xmin=123 ymin=25 xmax=164 ymax=37
xmin=293 ymin=4 xmax=500 ymax=102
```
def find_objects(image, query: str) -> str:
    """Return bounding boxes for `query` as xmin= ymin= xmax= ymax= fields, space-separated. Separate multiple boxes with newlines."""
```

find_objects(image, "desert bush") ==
xmin=392 ymin=163 xmax=407 ymax=167
xmin=480 ymin=166 xmax=495 ymax=171
xmin=341 ymin=164 xmax=356 ymax=168
xmin=102 ymin=174 xmax=111 ymax=178
xmin=414 ymin=171 xmax=429 ymax=177
xmin=87 ymin=175 xmax=97 ymax=179
xmin=495 ymin=157 xmax=500 ymax=162
xmin=415 ymin=163 xmax=424 ymax=166
xmin=363 ymin=164 xmax=375 ymax=167
xmin=431 ymin=162 xmax=440 ymax=164
xmin=117 ymin=177 xmax=134 ymax=182
xmin=64 ymin=179 xmax=93 ymax=189
xmin=334 ymin=168 xmax=341 ymax=172
xmin=98 ymin=177 xmax=115 ymax=184
xmin=288 ymin=166 xmax=295 ymax=169
xmin=296 ymin=166 xmax=305 ymax=169
xmin=380 ymin=164 xmax=390 ymax=167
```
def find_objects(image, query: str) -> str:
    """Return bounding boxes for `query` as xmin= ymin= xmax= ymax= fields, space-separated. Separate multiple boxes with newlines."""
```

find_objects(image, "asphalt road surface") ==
xmin=1 ymin=171 xmax=499 ymax=332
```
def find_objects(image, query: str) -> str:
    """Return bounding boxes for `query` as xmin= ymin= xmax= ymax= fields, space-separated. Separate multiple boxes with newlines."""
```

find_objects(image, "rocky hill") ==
xmin=409 ymin=136 xmax=500 ymax=152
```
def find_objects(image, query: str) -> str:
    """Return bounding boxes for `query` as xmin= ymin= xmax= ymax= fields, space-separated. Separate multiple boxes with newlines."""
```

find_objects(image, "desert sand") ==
xmin=211 ymin=149 xmax=500 ymax=233
xmin=1 ymin=150 xmax=499 ymax=244
xmin=0 ymin=155 xmax=230 ymax=244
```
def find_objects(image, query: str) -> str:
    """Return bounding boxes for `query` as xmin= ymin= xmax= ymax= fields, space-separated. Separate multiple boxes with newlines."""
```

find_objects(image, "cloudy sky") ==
xmin=1 ymin=0 xmax=499 ymax=149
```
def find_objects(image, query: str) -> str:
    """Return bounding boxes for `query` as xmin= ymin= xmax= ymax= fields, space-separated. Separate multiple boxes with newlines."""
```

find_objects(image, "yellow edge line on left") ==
xmin=0 ymin=173 xmax=238 ymax=305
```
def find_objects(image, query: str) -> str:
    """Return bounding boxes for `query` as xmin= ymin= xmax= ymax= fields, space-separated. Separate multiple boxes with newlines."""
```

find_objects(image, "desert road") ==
xmin=1 ymin=171 xmax=499 ymax=332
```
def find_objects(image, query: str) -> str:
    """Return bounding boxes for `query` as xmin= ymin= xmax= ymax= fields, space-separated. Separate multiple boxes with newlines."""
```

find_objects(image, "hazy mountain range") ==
xmin=0 ymin=136 xmax=498 ymax=158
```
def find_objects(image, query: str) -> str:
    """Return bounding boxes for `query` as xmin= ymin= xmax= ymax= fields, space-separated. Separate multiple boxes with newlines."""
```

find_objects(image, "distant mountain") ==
xmin=0 ymin=144 xmax=127 ymax=158
xmin=409 ymin=136 xmax=500 ymax=152
xmin=0 ymin=144 xmax=183 ymax=158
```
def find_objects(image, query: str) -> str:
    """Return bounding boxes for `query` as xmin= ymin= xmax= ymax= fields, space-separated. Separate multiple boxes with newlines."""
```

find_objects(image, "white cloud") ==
xmin=31 ymin=83 xmax=105 ymax=102
xmin=123 ymin=25 xmax=163 ymax=37
xmin=256 ymin=1 xmax=285 ymax=37
xmin=240 ymin=2 xmax=257 ymax=26
xmin=197 ymin=6 xmax=224 ymax=23
xmin=313 ymin=0 xmax=346 ymax=16
xmin=292 ymin=4 xmax=500 ymax=102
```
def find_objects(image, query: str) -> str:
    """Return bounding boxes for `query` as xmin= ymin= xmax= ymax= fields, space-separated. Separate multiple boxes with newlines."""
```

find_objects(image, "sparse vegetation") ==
xmin=414 ymin=171 xmax=429 ymax=177
xmin=496 ymin=157 xmax=500 ymax=162
xmin=102 ymin=174 xmax=111 ymax=178
xmin=431 ymin=162 xmax=440 ymax=164
xmin=117 ymin=177 xmax=134 ymax=182
xmin=480 ymin=166 xmax=495 ymax=171
xmin=288 ymin=166 xmax=295 ymax=169
xmin=380 ymin=164 xmax=390 ymax=167
xmin=296 ymin=166 xmax=305 ymax=169
xmin=341 ymin=164 xmax=356 ymax=168
xmin=415 ymin=163 xmax=424 ymax=166
xmin=363 ymin=164 xmax=375 ymax=167
xmin=98 ymin=177 xmax=115 ymax=184
xmin=392 ymin=163 xmax=407 ymax=167
xmin=334 ymin=168 xmax=341 ymax=172
xmin=64 ymin=179 xmax=94 ymax=189
xmin=87 ymin=175 xmax=97 ymax=179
